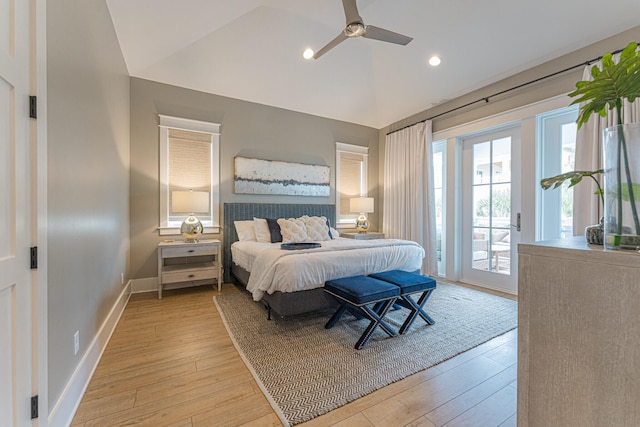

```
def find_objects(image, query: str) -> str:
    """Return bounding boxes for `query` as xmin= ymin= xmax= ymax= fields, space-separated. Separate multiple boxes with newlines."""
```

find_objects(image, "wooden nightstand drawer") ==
xmin=161 ymin=264 xmax=219 ymax=284
xmin=162 ymin=245 xmax=217 ymax=258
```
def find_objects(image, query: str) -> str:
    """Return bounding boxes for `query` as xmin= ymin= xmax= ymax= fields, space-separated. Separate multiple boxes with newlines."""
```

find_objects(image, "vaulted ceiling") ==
xmin=106 ymin=0 xmax=640 ymax=128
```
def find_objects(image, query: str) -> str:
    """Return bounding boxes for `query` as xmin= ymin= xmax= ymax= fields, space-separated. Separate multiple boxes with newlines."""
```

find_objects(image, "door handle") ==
xmin=510 ymin=213 xmax=521 ymax=232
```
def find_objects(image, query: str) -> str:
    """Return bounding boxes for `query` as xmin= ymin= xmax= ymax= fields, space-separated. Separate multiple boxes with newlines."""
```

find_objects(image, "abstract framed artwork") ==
xmin=234 ymin=156 xmax=330 ymax=196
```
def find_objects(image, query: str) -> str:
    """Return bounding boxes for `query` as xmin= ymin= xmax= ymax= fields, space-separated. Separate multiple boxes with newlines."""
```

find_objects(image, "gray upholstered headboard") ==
xmin=223 ymin=203 xmax=336 ymax=282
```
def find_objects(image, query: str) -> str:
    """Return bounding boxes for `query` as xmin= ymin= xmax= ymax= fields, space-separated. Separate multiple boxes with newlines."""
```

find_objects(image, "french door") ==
xmin=0 ymin=0 xmax=37 ymax=425
xmin=461 ymin=125 xmax=521 ymax=294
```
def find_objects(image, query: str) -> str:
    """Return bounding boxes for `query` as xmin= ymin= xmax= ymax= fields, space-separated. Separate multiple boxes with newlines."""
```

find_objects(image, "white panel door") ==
xmin=0 ymin=0 xmax=34 ymax=425
xmin=461 ymin=125 xmax=521 ymax=295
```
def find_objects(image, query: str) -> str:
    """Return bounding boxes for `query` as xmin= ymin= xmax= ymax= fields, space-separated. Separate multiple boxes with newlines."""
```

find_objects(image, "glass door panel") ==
xmin=463 ymin=126 xmax=520 ymax=294
xmin=433 ymin=140 xmax=446 ymax=276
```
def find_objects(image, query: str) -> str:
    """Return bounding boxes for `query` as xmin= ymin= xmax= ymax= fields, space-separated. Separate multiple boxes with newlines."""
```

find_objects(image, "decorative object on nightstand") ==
xmin=340 ymin=232 xmax=384 ymax=240
xmin=172 ymin=190 xmax=209 ymax=242
xmin=157 ymin=239 xmax=222 ymax=299
xmin=350 ymin=197 xmax=374 ymax=233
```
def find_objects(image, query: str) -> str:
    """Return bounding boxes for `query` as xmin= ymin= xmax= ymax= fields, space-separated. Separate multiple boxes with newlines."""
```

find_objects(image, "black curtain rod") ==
xmin=386 ymin=43 xmax=635 ymax=136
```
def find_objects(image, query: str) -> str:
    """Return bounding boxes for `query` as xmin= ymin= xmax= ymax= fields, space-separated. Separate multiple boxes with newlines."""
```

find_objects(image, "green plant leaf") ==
xmin=569 ymin=42 xmax=640 ymax=129
xmin=620 ymin=183 xmax=640 ymax=202
xmin=539 ymin=170 xmax=603 ymax=190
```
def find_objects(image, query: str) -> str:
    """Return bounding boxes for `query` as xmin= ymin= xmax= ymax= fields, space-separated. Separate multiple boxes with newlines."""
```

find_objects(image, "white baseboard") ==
xmin=130 ymin=276 xmax=158 ymax=293
xmin=130 ymin=276 xmax=213 ymax=294
xmin=48 ymin=281 xmax=131 ymax=427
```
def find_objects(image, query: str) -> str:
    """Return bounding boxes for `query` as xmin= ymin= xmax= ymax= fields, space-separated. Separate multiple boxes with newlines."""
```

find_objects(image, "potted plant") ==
xmin=540 ymin=169 xmax=604 ymax=243
xmin=568 ymin=41 xmax=640 ymax=250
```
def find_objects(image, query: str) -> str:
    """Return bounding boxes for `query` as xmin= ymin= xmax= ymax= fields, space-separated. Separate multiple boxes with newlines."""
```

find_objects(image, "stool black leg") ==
xmin=344 ymin=304 xmax=365 ymax=320
xmin=415 ymin=289 xmax=436 ymax=325
xmin=355 ymin=298 xmax=398 ymax=350
xmin=398 ymin=289 xmax=435 ymax=334
xmin=325 ymin=305 xmax=347 ymax=329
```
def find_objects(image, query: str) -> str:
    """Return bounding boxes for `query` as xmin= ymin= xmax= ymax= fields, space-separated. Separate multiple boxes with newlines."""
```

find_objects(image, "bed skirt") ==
xmin=231 ymin=263 xmax=337 ymax=317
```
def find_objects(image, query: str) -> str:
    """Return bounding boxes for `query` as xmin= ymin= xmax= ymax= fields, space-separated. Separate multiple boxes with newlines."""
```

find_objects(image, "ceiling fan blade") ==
xmin=342 ymin=0 xmax=362 ymax=25
xmin=313 ymin=32 xmax=348 ymax=59
xmin=363 ymin=25 xmax=413 ymax=45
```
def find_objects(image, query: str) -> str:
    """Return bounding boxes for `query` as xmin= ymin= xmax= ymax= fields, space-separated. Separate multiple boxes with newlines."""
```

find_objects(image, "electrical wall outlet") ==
xmin=73 ymin=331 xmax=79 ymax=355
xmin=121 ymin=272 xmax=124 ymax=285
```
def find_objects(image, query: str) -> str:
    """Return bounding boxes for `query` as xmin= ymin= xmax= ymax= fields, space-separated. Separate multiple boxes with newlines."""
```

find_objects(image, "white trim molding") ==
xmin=130 ymin=277 xmax=214 ymax=294
xmin=335 ymin=142 xmax=369 ymax=228
xmin=158 ymin=115 xmax=221 ymax=235
xmin=48 ymin=282 xmax=132 ymax=427
xmin=159 ymin=114 xmax=221 ymax=135
xmin=336 ymin=142 xmax=369 ymax=155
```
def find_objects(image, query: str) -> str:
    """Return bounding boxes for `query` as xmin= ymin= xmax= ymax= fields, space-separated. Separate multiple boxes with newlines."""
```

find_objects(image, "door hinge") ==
xmin=30 ymin=246 xmax=38 ymax=269
xmin=31 ymin=395 xmax=38 ymax=419
xmin=29 ymin=95 xmax=37 ymax=119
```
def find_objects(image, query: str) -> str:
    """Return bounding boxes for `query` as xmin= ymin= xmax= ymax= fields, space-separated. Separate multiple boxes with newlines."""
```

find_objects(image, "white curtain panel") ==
xmin=383 ymin=121 xmax=437 ymax=276
xmin=574 ymin=55 xmax=640 ymax=232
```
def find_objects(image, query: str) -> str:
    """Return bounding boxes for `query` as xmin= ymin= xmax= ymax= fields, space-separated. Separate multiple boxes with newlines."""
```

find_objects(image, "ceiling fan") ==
xmin=312 ymin=0 xmax=413 ymax=59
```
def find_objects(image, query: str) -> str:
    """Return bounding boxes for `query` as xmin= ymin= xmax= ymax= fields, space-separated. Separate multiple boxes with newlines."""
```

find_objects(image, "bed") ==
xmin=223 ymin=203 xmax=425 ymax=318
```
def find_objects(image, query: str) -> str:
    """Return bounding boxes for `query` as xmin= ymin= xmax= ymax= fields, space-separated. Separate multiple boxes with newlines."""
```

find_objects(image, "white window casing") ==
xmin=158 ymin=115 xmax=221 ymax=235
xmin=336 ymin=142 xmax=369 ymax=228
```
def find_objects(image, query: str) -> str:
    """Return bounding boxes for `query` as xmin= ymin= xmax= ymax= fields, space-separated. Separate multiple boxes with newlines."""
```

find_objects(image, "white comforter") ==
xmin=234 ymin=238 xmax=425 ymax=301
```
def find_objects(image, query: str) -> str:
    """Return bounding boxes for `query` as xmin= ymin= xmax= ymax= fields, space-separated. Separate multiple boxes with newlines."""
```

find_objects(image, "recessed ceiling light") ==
xmin=428 ymin=55 xmax=441 ymax=66
xmin=303 ymin=48 xmax=314 ymax=60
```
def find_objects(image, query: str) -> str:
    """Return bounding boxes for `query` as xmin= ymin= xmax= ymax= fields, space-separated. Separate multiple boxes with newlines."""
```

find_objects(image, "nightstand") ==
xmin=157 ymin=239 xmax=222 ymax=299
xmin=340 ymin=232 xmax=385 ymax=240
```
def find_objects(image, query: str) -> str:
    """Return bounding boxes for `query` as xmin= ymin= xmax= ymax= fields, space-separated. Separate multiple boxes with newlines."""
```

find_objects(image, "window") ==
xmin=336 ymin=142 xmax=368 ymax=227
xmin=159 ymin=115 xmax=221 ymax=234
xmin=432 ymin=140 xmax=446 ymax=276
xmin=536 ymin=106 xmax=578 ymax=240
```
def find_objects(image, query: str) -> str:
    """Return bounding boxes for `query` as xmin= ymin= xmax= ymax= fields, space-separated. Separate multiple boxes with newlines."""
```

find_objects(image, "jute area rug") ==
xmin=214 ymin=282 xmax=517 ymax=426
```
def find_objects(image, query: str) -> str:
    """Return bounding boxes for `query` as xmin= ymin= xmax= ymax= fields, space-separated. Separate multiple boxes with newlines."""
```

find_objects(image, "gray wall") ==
xmin=47 ymin=0 xmax=130 ymax=407
xmin=377 ymin=25 xmax=640 ymax=225
xmin=130 ymin=78 xmax=379 ymax=280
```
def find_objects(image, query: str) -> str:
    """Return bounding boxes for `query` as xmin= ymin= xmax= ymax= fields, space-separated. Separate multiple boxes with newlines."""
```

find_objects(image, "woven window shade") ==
xmin=168 ymin=128 xmax=212 ymax=217
xmin=339 ymin=152 xmax=364 ymax=216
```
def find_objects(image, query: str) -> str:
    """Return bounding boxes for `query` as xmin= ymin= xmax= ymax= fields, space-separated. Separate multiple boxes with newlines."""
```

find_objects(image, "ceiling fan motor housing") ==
xmin=313 ymin=0 xmax=412 ymax=59
xmin=345 ymin=22 xmax=365 ymax=37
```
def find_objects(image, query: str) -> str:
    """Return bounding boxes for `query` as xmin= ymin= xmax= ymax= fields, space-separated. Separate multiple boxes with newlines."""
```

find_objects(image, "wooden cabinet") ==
xmin=340 ymin=232 xmax=384 ymax=240
xmin=518 ymin=237 xmax=640 ymax=426
xmin=157 ymin=239 xmax=222 ymax=299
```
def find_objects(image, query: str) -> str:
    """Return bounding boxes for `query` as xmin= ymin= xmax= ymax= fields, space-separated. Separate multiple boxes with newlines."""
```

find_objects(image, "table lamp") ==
xmin=172 ymin=190 xmax=209 ymax=242
xmin=350 ymin=197 xmax=374 ymax=233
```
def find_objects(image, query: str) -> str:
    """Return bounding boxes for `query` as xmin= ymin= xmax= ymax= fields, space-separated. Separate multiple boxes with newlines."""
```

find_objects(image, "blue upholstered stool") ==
xmin=324 ymin=275 xmax=400 ymax=350
xmin=369 ymin=270 xmax=436 ymax=334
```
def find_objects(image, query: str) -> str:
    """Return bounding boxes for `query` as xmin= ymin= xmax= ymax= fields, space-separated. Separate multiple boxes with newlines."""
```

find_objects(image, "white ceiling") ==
xmin=106 ymin=0 xmax=640 ymax=129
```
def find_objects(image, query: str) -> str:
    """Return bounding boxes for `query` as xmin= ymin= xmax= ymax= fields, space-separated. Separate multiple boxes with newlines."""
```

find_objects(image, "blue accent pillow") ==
xmin=266 ymin=218 xmax=283 ymax=243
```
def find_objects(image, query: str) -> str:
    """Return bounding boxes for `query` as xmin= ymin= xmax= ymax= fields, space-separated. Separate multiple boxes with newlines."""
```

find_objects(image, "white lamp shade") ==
xmin=172 ymin=191 xmax=209 ymax=213
xmin=350 ymin=197 xmax=374 ymax=213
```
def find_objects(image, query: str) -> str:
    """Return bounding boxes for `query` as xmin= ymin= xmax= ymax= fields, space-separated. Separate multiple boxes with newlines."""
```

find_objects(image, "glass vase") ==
xmin=603 ymin=123 xmax=640 ymax=251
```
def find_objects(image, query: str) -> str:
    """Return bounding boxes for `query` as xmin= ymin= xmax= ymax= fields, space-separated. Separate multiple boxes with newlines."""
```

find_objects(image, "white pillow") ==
xmin=277 ymin=217 xmax=308 ymax=243
xmin=234 ymin=220 xmax=256 ymax=241
xmin=303 ymin=215 xmax=332 ymax=241
xmin=253 ymin=217 xmax=272 ymax=243
xmin=330 ymin=227 xmax=340 ymax=239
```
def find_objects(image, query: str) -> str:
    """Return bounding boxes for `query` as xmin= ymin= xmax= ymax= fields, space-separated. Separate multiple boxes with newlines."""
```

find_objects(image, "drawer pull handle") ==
xmin=188 ymin=274 xmax=195 ymax=278
xmin=188 ymin=249 xmax=195 ymax=253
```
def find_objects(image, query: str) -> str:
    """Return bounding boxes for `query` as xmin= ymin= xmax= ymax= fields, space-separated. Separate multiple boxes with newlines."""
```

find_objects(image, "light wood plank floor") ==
xmin=72 ymin=283 xmax=517 ymax=427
